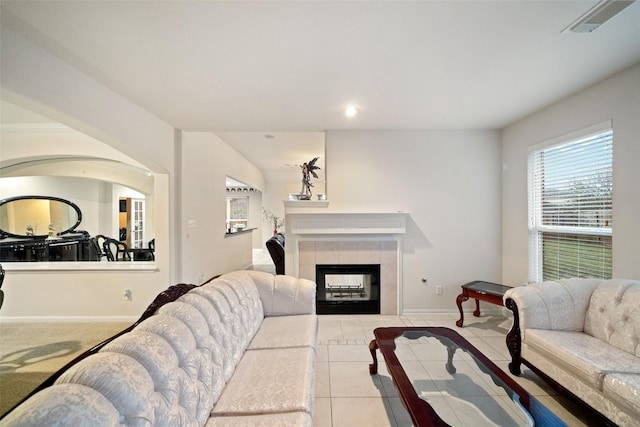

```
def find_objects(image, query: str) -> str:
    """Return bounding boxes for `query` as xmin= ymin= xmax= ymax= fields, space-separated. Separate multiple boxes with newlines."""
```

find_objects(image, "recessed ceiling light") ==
xmin=345 ymin=106 xmax=358 ymax=117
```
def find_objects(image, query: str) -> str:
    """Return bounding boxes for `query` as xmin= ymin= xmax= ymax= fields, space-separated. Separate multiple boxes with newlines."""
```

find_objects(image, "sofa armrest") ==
xmin=248 ymin=271 xmax=317 ymax=316
xmin=504 ymin=297 xmax=523 ymax=376
xmin=503 ymin=279 xmax=601 ymax=332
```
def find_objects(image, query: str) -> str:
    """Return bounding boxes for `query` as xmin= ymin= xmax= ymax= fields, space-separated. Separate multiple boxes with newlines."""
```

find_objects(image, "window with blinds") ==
xmin=226 ymin=196 xmax=249 ymax=229
xmin=528 ymin=126 xmax=613 ymax=283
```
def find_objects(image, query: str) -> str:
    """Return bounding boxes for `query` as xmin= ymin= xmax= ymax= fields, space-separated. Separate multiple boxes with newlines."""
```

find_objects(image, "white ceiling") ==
xmin=2 ymin=1 xmax=640 ymax=173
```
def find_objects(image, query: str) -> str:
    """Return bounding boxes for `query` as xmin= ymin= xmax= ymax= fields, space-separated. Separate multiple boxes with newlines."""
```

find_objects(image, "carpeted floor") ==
xmin=0 ymin=322 xmax=130 ymax=416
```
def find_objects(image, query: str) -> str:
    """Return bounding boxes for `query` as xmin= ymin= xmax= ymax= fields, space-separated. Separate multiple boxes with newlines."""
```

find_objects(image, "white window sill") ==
xmin=1 ymin=261 xmax=158 ymax=272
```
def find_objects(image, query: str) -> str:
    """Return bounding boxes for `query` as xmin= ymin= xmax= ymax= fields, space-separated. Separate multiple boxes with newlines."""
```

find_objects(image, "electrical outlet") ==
xmin=435 ymin=285 xmax=443 ymax=295
xmin=123 ymin=289 xmax=132 ymax=301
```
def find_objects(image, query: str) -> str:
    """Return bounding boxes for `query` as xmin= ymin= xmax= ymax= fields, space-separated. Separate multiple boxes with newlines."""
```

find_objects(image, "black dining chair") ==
xmin=103 ymin=237 xmax=131 ymax=261
xmin=266 ymin=233 xmax=285 ymax=275
xmin=0 ymin=264 xmax=5 ymax=310
xmin=147 ymin=238 xmax=156 ymax=261
xmin=94 ymin=234 xmax=107 ymax=260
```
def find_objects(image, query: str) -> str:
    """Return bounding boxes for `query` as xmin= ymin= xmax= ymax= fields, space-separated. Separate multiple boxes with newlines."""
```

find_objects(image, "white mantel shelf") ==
xmin=283 ymin=200 xmax=330 ymax=208
xmin=287 ymin=212 xmax=409 ymax=235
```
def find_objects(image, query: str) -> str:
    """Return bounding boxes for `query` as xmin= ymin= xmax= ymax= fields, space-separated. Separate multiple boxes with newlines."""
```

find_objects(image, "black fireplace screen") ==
xmin=316 ymin=264 xmax=380 ymax=314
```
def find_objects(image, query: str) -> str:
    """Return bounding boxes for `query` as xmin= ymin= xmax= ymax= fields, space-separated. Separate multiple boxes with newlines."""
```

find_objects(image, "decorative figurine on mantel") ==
xmin=299 ymin=157 xmax=321 ymax=200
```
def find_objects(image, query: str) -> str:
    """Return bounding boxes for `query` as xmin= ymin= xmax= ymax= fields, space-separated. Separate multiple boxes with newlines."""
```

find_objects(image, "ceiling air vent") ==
xmin=563 ymin=0 xmax=636 ymax=33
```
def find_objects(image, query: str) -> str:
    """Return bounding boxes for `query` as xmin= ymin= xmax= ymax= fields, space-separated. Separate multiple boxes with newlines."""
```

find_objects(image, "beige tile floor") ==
xmin=314 ymin=312 xmax=597 ymax=427
xmin=252 ymin=249 xmax=597 ymax=426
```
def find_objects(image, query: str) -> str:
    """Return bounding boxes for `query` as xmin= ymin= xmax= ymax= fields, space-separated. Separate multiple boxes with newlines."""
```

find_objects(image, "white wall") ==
xmin=0 ymin=125 xmax=145 ymax=167
xmin=502 ymin=64 xmax=640 ymax=285
xmin=0 ymin=28 xmax=174 ymax=174
xmin=325 ymin=130 xmax=502 ymax=311
xmin=260 ymin=174 xmax=296 ymax=248
xmin=0 ymin=25 xmax=175 ymax=321
xmin=248 ymin=191 xmax=263 ymax=249
xmin=179 ymin=132 xmax=265 ymax=284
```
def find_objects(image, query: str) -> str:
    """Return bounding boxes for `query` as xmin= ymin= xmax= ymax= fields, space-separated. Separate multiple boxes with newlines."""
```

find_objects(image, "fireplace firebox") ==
xmin=316 ymin=264 xmax=380 ymax=314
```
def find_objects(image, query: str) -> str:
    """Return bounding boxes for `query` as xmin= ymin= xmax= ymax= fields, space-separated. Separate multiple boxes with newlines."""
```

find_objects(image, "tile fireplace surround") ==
xmin=285 ymin=211 xmax=408 ymax=315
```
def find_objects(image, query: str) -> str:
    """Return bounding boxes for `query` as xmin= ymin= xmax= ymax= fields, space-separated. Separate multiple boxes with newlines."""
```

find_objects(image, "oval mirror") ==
xmin=0 ymin=195 xmax=82 ymax=238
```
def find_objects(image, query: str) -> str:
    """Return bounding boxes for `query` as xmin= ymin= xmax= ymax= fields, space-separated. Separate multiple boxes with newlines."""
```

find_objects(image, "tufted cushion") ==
xmin=212 ymin=282 xmax=259 ymax=343
xmin=192 ymin=285 xmax=248 ymax=362
xmin=134 ymin=314 xmax=213 ymax=425
xmin=584 ymin=280 xmax=640 ymax=356
xmin=101 ymin=330 xmax=205 ymax=426
xmin=0 ymin=383 xmax=120 ymax=427
xmin=55 ymin=352 xmax=157 ymax=426
xmin=158 ymin=302 xmax=226 ymax=396
xmin=178 ymin=292 xmax=235 ymax=382
xmin=189 ymin=287 xmax=243 ymax=375
xmin=214 ymin=271 xmax=265 ymax=325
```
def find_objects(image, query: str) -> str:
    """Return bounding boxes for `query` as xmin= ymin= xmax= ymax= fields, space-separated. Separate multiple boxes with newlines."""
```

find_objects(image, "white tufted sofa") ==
xmin=504 ymin=278 xmax=640 ymax=427
xmin=1 ymin=270 xmax=317 ymax=427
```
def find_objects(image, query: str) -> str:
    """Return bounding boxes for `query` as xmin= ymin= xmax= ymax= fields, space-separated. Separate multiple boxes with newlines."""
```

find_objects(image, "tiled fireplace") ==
xmin=284 ymin=210 xmax=407 ymax=315
xmin=315 ymin=263 xmax=380 ymax=314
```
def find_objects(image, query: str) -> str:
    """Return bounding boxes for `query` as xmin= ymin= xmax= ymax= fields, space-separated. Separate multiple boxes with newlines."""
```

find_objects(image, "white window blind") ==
xmin=226 ymin=196 xmax=249 ymax=228
xmin=528 ymin=128 xmax=612 ymax=282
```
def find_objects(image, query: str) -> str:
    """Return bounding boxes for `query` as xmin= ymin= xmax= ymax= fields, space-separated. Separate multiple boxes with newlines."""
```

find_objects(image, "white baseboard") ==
xmin=401 ymin=307 xmax=508 ymax=315
xmin=401 ymin=308 xmax=458 ymax=314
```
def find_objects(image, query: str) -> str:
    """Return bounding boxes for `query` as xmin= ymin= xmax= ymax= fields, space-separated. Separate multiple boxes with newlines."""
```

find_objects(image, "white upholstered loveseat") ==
xmin=1 ymin=270 xmax=318 ymax=427
xmin=504 ymin=278 xmax=640 ymax=427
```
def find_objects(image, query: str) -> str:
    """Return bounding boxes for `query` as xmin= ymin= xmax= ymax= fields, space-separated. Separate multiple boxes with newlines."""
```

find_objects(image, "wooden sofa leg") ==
xmin=505 ymin=297 xmax=522 ymax=376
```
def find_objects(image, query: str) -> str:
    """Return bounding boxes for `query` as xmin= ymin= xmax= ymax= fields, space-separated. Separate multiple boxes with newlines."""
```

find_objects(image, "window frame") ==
xmin=226 ymin=195 xmax=249 ymax=230
xmin=527 ymin=121 xmax=613 ymax=283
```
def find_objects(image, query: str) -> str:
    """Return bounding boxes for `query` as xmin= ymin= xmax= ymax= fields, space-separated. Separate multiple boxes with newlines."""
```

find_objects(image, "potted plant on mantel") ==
xmin=263 ymin=208 xmax=285 ymax=235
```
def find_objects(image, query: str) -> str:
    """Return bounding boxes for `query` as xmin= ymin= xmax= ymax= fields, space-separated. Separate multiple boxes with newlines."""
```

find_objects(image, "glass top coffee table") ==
xmin=369 ymin=327 xmax=566 ymax=427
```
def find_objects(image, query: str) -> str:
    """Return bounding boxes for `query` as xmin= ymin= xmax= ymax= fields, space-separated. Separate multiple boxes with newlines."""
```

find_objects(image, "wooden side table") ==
xmin=455 ymin=280 xmax=512 ymax=327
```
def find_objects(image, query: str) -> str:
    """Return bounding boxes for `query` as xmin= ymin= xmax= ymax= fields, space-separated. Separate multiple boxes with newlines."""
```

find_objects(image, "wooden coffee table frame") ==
xmin=369 ymin=327 xmax=543 ymax=427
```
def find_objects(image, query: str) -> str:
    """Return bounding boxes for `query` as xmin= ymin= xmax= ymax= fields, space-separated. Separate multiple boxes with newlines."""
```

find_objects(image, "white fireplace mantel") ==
xmin=286 ymin=212 xmax=409 ymax=235
xmin=284 ymin=211 xmax=408 ymax=314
